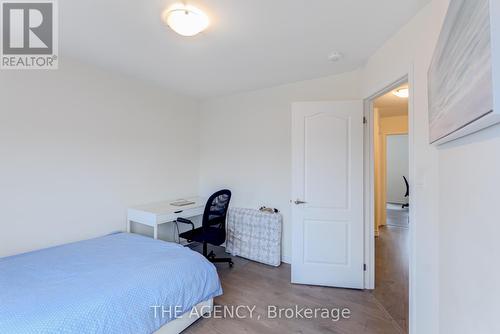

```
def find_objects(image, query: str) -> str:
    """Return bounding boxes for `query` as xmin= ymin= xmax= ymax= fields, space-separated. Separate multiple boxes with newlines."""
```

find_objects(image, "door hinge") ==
xmin=363 ymin=264 xmax=367 ymax=271
xmin=363 ymin=117 xmax=367 ymax=124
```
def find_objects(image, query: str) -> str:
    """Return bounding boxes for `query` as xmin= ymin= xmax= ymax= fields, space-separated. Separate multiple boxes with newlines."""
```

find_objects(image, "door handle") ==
xmin=294 ymin=199 xmax=307 ymax=205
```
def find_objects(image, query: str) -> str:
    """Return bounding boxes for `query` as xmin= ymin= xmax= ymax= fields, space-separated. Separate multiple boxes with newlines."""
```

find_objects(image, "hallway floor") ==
xmin=371 ymin=206 xmax=409 ymax=333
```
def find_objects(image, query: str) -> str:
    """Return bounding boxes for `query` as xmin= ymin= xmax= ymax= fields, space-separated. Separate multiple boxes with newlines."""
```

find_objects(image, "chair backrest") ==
xmin=403 ymin=176 xmax=409 ymax=197
xmin=202 ymin=189 xmax=232 ymax=232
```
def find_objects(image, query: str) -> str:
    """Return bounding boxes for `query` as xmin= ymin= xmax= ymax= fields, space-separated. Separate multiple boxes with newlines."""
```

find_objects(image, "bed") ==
xmin=0 ymin=232 xmax=222 ymax=334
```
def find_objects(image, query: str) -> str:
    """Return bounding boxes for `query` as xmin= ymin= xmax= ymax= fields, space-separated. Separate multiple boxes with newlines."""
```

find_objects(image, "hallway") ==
xmin=371 ymin=206 xmax=409 ymax=333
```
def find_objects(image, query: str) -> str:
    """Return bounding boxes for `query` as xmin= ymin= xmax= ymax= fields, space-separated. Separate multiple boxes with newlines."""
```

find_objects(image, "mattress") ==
xmin=226 ymin=207 xmax=282 ymax=266
xmin=0 ymin=232 xmax=222 ymax=334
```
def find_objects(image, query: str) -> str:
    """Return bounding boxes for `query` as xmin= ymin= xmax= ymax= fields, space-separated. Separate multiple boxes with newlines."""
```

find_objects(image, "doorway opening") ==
xmin=369 ymin=81 xmax=410 ymax=333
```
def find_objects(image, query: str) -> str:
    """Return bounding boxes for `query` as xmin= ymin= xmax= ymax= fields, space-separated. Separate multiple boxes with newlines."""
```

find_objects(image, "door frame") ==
xmin=363 ymin=70 xmax=414 ymax=329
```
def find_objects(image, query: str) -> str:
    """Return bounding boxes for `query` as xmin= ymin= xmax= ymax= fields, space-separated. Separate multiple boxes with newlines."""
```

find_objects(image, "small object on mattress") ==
xmin=0 ymin=232 xmax=222 ymax=334
xmin=226 ymin=207 xmax=282 ymax=267
xmin=259 ymin=206 xmax=279 ymax=213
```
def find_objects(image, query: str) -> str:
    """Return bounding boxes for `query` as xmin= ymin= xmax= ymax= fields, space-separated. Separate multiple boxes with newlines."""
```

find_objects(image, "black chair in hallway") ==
xmin=402 ymin=176 xmax=409 ymax=209
xmin=177 ymin=189 xmax=233 ymax=267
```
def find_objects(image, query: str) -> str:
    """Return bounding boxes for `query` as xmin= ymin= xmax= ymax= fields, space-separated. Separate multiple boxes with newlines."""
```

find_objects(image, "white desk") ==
xmin=127 ymin=196 xmax=206 ymax=239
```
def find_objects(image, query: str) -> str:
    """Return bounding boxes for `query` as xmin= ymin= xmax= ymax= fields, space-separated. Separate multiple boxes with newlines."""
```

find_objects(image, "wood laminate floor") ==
xmin=185 ymin=244 xmax=405 ymax=334
xmin=371 ymin=207 xmax=409 ymax=333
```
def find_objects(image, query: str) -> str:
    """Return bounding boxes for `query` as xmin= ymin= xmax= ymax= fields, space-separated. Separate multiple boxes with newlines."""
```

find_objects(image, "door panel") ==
xmin=305 ymin=113 xmax=349 ymax=209
xmin=292 ymin=101 xmax=364 ymax=289
xmin=303 ymin=219 xmax=349 ymax=265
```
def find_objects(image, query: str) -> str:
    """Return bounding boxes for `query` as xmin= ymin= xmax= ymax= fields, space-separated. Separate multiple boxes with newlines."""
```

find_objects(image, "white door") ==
xmin=291 ymin=101 xmax=364 ymax=289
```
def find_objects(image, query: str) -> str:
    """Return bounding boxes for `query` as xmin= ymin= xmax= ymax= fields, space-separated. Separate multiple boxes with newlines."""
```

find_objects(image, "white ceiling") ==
xmin=60 ymin=0 xmax=430 ymax=98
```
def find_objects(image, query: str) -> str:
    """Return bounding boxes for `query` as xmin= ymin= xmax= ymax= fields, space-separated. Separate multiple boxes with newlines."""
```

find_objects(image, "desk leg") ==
xmin=153 ymin=225 xmax=158 ymax=239
xmin=127 ymin=220 xmax=131 ymax=233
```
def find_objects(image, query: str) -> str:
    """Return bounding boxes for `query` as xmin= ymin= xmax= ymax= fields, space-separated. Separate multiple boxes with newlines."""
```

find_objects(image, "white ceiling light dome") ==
xmin=393 ymin=88 xmax=409 ymax=98
xmin=162 ymin=3 xmax=209 ymax=37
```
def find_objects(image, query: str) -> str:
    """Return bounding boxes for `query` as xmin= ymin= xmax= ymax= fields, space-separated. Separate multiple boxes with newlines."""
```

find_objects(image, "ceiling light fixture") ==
xmin=393 ymin=88 xmax=409 ymax=98
xmin=162 ymin=3 xmax=209 ymax=37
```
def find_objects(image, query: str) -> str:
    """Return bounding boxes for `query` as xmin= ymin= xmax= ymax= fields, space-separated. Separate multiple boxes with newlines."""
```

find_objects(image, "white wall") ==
xmin=198 ymin=70 xmax=361 ymax=262
xmin=438 ymin=125 xmax=500 ymax=334
xmin=433 ymin=0 xmax=500 ymax=330
xmin=0 ymin=59 xmax=200 ymax=257
xmin=386 ymin=134 xmax=409 ymax=204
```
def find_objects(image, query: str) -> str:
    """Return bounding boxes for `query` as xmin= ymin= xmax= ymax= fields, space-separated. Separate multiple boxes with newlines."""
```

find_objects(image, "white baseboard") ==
xmin=281 ymin=254 xmax=291 ymax=264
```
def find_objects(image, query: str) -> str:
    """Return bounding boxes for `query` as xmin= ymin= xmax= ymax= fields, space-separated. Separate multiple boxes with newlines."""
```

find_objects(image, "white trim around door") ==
xmin=363 ymin=66 xmax=415 ymax=333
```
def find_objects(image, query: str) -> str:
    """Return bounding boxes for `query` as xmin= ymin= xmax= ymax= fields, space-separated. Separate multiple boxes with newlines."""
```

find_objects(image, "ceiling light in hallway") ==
xmin=393 ymin=88 xmax=409 ymax=98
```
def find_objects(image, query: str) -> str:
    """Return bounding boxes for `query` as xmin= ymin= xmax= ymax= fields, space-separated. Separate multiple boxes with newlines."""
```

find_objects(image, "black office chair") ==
xmin=402 ymin=176 xmax=409 ymax=209
xmin=177 ymin=190 xmax=233 ymax=267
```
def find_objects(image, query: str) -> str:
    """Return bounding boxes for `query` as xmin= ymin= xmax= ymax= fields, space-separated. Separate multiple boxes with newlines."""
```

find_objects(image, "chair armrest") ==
xmin=176 ymin=217 xmax=195 ymax=230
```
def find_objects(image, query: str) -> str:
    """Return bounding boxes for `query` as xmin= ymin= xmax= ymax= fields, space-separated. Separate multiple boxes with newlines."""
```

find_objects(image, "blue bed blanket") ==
xmin=0 ymin=232 xmax=222 ymax=334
